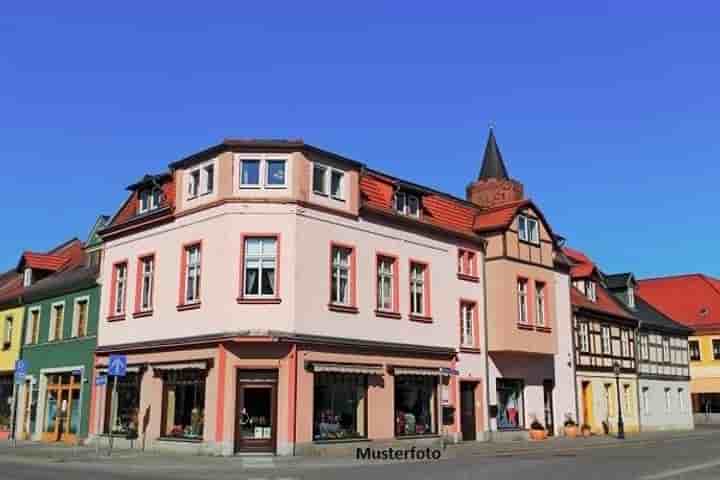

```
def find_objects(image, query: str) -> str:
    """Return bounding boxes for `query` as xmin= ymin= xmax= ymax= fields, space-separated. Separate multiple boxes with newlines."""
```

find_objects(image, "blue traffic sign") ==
xmin=95 ymin=375 xmax=108 ymax=386
xmin=14 ymin=359 xmax=28 ymax=383
xmin=108 ymin=355 xmax=127 ymax=377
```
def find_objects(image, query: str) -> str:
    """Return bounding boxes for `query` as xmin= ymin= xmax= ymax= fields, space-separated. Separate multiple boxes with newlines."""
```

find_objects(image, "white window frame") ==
xmin=601 ymin=325 xmax=611 ymax=354
xmin=664 ymin=388 xmax=672 ymax=413
xmin=185 ymin=245 xmax=202 ymax=304
xmin=586 ymin=280 xmax=597 ymax=302
xmin=642 ymin=387 xmax=650 ymax=415
xmin=265 ymin=158 xmax=288 ymax=188
xmin=138 ymin=187 xmax=162 ymax=214
xmin=236 ymin=154 xmax=290 ymax=190
xmin=186 ymin=159 xmax=217 ymax=199
xmin=535 ymin=282 xmax=546 ymax=327
xmin=49 ymin=301 xmax=66 ymax=342
xmin=140 ymin=256 xmax=155 ymax=312
xmin=23 ymin=267 xmax=32 ymax=287
xmin=243 ymin=237 xmax=278 ymax=298
xmin=395 ymin=192 xmax=421 ymax=218
xmin=578 ymin=320 xmax=590 ymax=353
xmin=621 ymin=329 xmax=630 ymax=357
xmin=623 ymin=384 xmax=632 ymax=413
xmin=627 ymin=287 xmax=635 ymax=309
xmin=330 ymin=246 xmax=352 ymax=305
xmin=113 ymin=263 xmax=127 ymax=315
xmin=689 ymin=339 xmax=701 ymax=361
xmin=461 ymin=302 xmax=475 ymax=348
xmin=72 ymin=296 xmax=90 ymax=338
xmin=663 ymin=337 xmax=671 ymax=363
xmin=518 ymin=215 xmax=539 ymax=244
xmin=26 ymin=307 xmax=41 ymax=345
xmin=640 ymin=334 xmax=649 ymax=360
xmin=2 ymin=316 xmax=12 ymax=347
xmin=409 ymin=263 xmax=426 ymax=316
xmin=239 ymin=157 xmax=263 ymax=188
xmin=312 ymin=163 xmax=345 ymax=201
xmin=377 ymin=257 xmax=395 ymax=312
xmin=517 ymin=279 xmax=528 ymax=324
xmin=678 ymin=388 xmax=685 ymax=412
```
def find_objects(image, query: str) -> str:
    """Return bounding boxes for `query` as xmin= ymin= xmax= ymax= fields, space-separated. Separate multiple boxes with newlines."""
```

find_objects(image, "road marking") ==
xmin=641 ymin=459 xmax=720 ymax=479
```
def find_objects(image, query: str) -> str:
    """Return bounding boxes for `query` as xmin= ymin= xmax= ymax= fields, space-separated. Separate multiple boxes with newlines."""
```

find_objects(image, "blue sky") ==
xmin=1 ymin=2 xmax=718 ymax=278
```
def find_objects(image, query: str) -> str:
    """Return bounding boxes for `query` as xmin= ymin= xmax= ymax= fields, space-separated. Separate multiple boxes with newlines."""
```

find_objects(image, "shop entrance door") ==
xmin=581 ymin=381 xmax=593 ymax=426
xmin=41 ymin=372 xmax=81 ymax=444
xmin=543 ymin=380 xmax=555 ymax=436
xmin=235 ymin=371 xmax=277 ymax=454
xmin=460 ymin=382 xmax=477 ymax=441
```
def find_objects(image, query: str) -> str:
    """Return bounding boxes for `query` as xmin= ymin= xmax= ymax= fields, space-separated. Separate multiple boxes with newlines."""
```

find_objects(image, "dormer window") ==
xmin=518 ymin=215 xmax=539 ymax=244
xmin=627 ymin=287 xmax=635 ymax=309
xmin=312 ymin=163 xmax=345 ymax=201
xmin=395 ymin=192 xmax=420 ymax=217
xmin=138 ymin=187 xmax=162 ymax=214
xmin=23 ymin=268 xmax=32 ymax=287
xmin=187 ymin=161 xmax=216 ymax=198
xmin=586 ymin=280 xmax=597 ymax=302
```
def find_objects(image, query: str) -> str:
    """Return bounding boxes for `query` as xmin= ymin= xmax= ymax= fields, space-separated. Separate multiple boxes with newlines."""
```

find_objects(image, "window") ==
xmin=105 ymin=372 xmax=140 ymax=436
xmin=517 ymin=279 xmax=528 ymax=324
xmin=689 ymin=340 xmax=701 ymax=361
xmin=458 ymin=249 xmax=477 ymax=278
xmin=184 ymin=245 xmax=201 ymax=304
xmin=460 ymin=301 xmax=477 ymax=348
xmin=621 ymin=329 xmax=630 ymax=357
xmin=138 ymin=256 xmax=155 ymax=312
xmin=409 ymin=262 xmax=428 ymax=317
xmin=313 ymin=373 xmax=367 ymax=440
xmin=330 ymin=245 xmax=353 ymax=306
xmin=112 ymin=262 xmax=128 ymax=316
xmin=713 ymin=340 xmax=720 ymax=361
xmin=88 ymin=250 xmax=102 ymax=268
xmin=50 ymin=303 xmax=64 ymax=341
xmin=678 ymin=388 xmax=685 ymax=412
xmin=586 ymin=281 xmax=597 ymax=302
xmin=240 ymin=159 xmax=261 ymax=186
xmin=26 ymin=308 xmax=40 ymax=344
xmin=518 ymin=215 xmax=539 ymax=244
xmin=243 ymin=237 xmax=277 ymax=298
xmin=623 ymin=384 xmax=632 ymax=414
xmin=664 ymin=388 xmax=672 ymax=413
xmin=663 ymin=337 xmax=671 ymax=363
xmin=496 ymin=379 xmax=524 ymax=429
xmin=605 ymin=383 xmax=614 ymax=417
xmin=23 ymin=268 xmax=32 ymax=287
xmin=642 ymin=387 xmax=650 ymax=415
xmin=188 ymin=169 xmax=200 ymax=197
xmin=535 ymin=282 xmax=546 ymax=327
xmin=74 ymin=299 xmax=88 ymax=337
xmin=312 ymin=164 xmax=327 ymax=194
xmin=161 ymin=370 xmax=206 ymax=440
xmin=266 ymin=159 xmax=287 ymax=186
xmin=2 ymin=317 xmax=12 ymax=348
xmin=187 ymin=163 xmax=215 ymax=198
xmin=395 ymin=192 xmax=421 ymax=217
xmin=138 ymin=188 xmax=162 ymax=214
xmin=204 ymin=164 xmax=214 ymax=193
xmin=640 ymin=335 xmax=649 ymax=360
xmin=395 ymin=376 xmax=437 ymax=436
xmin=330 ymin=170 xmax=344 ymax=200
xmin=312 ymin=164 xmax=345 ymax=201
xmin=601 ymin=325 xmax=611 ymax=354
xmin=578 ymin=321 xmax=590 ymax=353
xmin=627 ymin=287 xmax=635 ymax=309
xmin=377 ymin=256 xmax=397 ymax=312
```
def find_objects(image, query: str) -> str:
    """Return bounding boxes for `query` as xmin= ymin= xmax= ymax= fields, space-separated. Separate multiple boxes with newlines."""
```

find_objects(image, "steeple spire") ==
xmin=478 ymin=127 xmax=509 ymax=180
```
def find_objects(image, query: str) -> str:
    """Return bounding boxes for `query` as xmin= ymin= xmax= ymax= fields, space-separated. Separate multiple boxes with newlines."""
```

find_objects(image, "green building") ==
xmin=15 ymin=217 xmax=106 ymax=443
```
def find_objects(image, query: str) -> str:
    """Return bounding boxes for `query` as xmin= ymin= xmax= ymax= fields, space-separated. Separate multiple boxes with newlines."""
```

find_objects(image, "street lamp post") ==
xmin=613 ymin=361 xmax=625 ymax=439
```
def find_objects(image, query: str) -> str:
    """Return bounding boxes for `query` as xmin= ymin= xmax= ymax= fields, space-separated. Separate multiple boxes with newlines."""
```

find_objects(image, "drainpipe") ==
xmin=481 ymin=253 xmax=491 ymax=440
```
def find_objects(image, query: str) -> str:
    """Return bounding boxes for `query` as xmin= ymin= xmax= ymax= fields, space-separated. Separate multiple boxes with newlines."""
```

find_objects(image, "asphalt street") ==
xmin=2 ymin=430 xmax=720 ymax=480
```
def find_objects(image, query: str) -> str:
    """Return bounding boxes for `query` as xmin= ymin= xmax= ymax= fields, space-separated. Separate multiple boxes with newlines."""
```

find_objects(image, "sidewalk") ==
xmin=0 ymin=428 xmax=716 ymax=472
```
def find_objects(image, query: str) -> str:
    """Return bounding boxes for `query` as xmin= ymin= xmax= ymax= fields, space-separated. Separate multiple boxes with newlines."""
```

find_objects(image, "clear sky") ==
xmin=1 ymin=2 xmax=718 ymax=278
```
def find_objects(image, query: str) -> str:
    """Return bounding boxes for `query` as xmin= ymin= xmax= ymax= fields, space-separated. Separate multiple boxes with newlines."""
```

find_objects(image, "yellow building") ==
xmin=0 ymin=276 xmax=24 ymax=435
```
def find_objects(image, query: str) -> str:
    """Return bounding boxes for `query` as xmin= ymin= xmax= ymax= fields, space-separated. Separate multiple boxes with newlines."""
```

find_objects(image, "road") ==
xmin=2 ymin=431 xmax=720 ymax=480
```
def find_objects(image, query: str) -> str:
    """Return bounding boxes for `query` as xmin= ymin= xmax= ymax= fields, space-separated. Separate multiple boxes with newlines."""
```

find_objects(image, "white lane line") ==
xmin=641 ymin=459 xmax=720 ymax=479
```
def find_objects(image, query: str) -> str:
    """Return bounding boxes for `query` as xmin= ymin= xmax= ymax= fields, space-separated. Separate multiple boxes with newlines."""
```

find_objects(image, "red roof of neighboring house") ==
xmin=472 ymin=200 xmax=529 ymax=232
xmin=571 ymin=284 xmax=635 ymax=321
xmin=638 ymin=274 xmax=720 ymax=330
xmin=563 ymin=247 xmax=597 ymax=278
xmin=20 ymin=252 xmax=69 ymax=271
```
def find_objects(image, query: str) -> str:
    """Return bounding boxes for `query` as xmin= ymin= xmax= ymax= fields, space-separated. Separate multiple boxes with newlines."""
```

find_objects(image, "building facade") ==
xmin=637 ymin=274 xmax=720 ymax=425
xmin=606 ymin=273 xmax=693 ymax=431
xmin=566 ymin=248 xmax=641 ymax=435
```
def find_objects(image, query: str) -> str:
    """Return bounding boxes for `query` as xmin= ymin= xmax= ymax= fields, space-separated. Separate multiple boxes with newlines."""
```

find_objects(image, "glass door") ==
xmin=235 ymin=380 xmax=277 ymax=453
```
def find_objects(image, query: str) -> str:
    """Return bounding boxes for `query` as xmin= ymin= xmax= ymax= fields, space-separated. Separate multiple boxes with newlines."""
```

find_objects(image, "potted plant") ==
xmin=563 ymin=414 xmax=578 ymax=438
xmin=580 ymin=423 xmax=592 ymax=437
xmin=529 ymin=417 xmax=547 ymax=440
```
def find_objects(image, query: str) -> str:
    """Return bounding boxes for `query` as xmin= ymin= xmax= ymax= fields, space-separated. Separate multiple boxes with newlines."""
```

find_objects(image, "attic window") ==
xmin=395 ymin=192 xmax=420 ymax=218
xmin=138 ymin=187 xmax=162 ymax=214
xmin=586 ymin=280 xmax=597 ymax=302
xmin=627 ymin=287 xmax=635 ymax=309
xmin=23 ymin=268 xmax=32 ymax=287
xmin=518 ymin=215 xmax=539 ymax=244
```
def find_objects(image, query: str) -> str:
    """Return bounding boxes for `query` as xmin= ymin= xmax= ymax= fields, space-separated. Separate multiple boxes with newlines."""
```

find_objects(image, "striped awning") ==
xmin=311 ymin=362 xmax=383 ymax=375
xmin=393 ymin=367 xmax=450 ymax=377
xmin=151 ymin=361 xmax=207 ymax=372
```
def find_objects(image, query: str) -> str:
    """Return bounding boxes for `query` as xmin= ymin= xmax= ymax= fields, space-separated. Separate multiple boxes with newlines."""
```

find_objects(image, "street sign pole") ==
xmin=109 ymin=375 xmax=117 ymax=456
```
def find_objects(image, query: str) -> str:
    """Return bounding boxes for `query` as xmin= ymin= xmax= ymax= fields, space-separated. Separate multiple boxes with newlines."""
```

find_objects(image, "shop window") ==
xmin=105 ymin=372 xmax=140 ymax=436
xmin=313 ymin=373 xmax=367 ymax=441
xmin=395 ymin=376 xmax=437 ymax=436
xmin=496 ymin=379 xmax=524 ymax=429
xmin=161 ymin=370 xmax=206 ymax=440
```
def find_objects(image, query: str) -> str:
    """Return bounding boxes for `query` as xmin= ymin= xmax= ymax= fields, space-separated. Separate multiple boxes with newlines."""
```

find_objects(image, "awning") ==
xmin=151 ymin=361 xmax=207 ymax=372
xmin=393 ymin=367 xmax=451 ymax=377
xmin=311 ymin=362 xmax=383 ymax=375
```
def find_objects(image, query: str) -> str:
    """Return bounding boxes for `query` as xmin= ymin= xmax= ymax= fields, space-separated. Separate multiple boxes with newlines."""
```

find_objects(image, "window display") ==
xmin=162 ymin=370 xmax=205 ymax=440
xmin=105 ymin=372 xmax=140 ymax=435
xmin=314 ymin=373 xmax=366 ymax=440
xmin=497 ymin=379 xmax=524 ymax=429
xmin=394 ymin=376 xmax=436 ymax=436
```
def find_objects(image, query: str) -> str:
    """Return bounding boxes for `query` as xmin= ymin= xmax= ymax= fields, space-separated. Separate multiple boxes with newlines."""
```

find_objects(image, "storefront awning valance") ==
xmin=311 ymin=362 xmax=383 ymax=375
xmin=97 ymin=366 xmax=141 ymax=374
xmin=393 ymin=367 xmax=451 ymax=377
xmin=151 ymin=361 xmax=207 ymax=372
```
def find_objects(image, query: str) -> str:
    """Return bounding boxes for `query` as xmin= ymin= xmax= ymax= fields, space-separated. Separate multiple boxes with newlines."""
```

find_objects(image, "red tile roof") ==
xmin=562 ymin=247 xmax=597 ymax=278
xmin=571 ymin=284 xmax=635 ymax=321
xmin=472 ymin=200 xmax=530 ymax=232
xmin=20 ymin=252 xmax=69 ymax=271
xmin=638 ymin=274 xmax=720 ymax=330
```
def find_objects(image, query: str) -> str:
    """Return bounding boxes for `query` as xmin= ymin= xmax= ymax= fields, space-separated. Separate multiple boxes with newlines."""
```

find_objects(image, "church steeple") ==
xmin=466 ymin=128 xmax=525 ymax=209
xmin=478 ymin=128 xmax=509 ymax=180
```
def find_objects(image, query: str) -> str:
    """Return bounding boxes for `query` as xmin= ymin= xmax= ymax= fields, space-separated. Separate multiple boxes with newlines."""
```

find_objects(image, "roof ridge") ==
xmin=699 ymin=274 xmax=720 ymax=297
xmin=638 ymin=273 xmax=705 ymax=283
